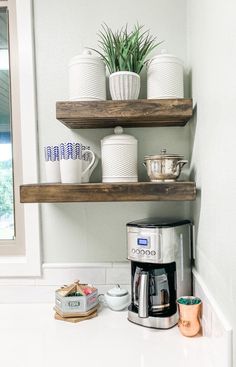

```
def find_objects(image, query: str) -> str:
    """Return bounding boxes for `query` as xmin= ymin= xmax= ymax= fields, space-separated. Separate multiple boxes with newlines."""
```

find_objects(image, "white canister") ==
xmin=101 ymin=126 xmax=138 ymax=183
xmin=69 ymin=48 xmax=106 ymax=101
xmin=147 ymin=51 xmax=184 ymax=99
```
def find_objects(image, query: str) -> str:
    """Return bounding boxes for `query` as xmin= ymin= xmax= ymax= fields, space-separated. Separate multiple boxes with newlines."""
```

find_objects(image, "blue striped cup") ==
xmin=59 ymin=142 xmax=96 ymax=183
xmin=44 ymin=145 xmax=61 ymax=182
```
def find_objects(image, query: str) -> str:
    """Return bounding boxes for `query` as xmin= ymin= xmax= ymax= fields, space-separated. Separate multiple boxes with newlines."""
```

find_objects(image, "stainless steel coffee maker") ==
xmin=127 ymin=218 xmax=192 ymax=329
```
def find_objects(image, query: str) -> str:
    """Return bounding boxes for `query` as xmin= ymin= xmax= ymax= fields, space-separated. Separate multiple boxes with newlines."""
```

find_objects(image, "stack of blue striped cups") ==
xmin=44 ymin=142 xmax=97 ymax=183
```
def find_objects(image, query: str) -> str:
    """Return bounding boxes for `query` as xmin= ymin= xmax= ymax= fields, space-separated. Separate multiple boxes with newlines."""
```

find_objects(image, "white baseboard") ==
xmin=193 ymin=268 xmax=233 ymax=367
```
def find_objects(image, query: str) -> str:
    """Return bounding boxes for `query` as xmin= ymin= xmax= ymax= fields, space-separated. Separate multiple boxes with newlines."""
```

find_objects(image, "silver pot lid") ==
xmin=107 ymin=284 xmax=129 ymax=297
xmin=144 ymin=149 xmax=184 ymax=160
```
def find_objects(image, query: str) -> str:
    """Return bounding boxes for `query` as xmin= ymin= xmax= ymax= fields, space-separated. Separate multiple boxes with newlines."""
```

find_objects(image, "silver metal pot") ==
xmin=143 ymin=149 xmax=188 ymax=182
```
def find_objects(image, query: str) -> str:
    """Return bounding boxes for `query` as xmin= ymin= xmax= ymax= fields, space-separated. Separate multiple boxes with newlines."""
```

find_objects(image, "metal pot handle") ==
xmin=176 ymin=160 xmax=188 ymax=169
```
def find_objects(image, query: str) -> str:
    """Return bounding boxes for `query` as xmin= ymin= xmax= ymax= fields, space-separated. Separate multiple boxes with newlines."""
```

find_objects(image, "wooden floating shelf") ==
xmin=56 ymin=99 xmax=193 ymax=129
xmin=20 ymin=182 xmax=196 ymax=203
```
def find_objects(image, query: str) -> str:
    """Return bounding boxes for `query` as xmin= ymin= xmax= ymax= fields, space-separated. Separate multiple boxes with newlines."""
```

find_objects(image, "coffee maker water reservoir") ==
xmin=127 ymin=218 xmax=192 ymax=329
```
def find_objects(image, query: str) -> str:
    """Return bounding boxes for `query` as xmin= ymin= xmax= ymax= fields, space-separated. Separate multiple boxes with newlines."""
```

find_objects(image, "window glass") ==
xmin=0 ymin=8 xmax=15 ymax=240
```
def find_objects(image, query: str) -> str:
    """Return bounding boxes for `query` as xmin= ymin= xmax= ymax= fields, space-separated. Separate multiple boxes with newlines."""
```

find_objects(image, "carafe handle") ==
xmin=138 ymin=271 xmax=149 ymax=318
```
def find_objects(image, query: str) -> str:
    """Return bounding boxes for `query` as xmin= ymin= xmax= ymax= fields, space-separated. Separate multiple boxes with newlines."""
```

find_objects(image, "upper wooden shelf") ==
xmin=56 ymin=98 xmax=193 ymax=129
xmin=20 ymin=182 xmax=196 ymax=203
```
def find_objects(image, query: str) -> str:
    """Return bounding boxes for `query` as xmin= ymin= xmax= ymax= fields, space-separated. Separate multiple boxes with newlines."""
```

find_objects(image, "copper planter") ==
xmin=177 ymin=296 xmax=202 ymax=337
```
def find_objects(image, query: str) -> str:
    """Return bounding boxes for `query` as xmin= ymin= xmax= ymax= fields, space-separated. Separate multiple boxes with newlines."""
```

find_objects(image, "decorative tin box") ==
xmin=55 ymin=282 xmax=98 ymax=316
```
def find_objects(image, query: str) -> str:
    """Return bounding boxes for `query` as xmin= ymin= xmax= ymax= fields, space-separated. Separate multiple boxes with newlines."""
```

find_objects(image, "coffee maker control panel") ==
xmin=127 ymin=227 xmax=162 ymax=263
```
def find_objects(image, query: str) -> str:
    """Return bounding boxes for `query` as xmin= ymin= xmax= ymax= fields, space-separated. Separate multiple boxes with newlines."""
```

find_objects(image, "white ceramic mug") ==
xmin=59 ymin=142 xmax=96 ymax=183
xmin=82 ymin=148 xmax=99 ymax=183
xmin=44 ymin=145 xmax=61 ymax=183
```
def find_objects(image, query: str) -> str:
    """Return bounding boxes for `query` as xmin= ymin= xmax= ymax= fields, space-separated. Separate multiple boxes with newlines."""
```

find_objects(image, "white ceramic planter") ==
xmin=109 ymin=71 xmax=140 ymax=100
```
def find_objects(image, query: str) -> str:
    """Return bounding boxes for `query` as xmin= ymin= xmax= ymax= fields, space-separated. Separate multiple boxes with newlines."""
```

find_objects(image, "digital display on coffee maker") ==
xmin=137 ymin=238 xmax=149 ymax=246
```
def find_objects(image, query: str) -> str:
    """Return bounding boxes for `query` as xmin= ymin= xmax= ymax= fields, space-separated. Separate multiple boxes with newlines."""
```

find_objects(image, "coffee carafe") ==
xmin=127 ymin=218 xmax=192 ymax=329
xmin=132 ymin=262 xmax=176 ymax=319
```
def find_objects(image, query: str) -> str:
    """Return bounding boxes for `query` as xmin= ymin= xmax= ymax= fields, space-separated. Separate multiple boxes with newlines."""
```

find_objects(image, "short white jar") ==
xmin=100 ymin=285 xmax=130 ymax=311
xmin=147 ymin=51 xmax=184 ymax=99
xmin=69 ymin=48 xmax=106 ymax=101
xmin=101 ymin=126 xmax=138 ymax=183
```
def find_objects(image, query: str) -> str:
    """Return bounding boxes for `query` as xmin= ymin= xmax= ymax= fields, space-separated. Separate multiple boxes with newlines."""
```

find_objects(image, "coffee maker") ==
xmin=127 ymin=218 xmax=192 ymax=329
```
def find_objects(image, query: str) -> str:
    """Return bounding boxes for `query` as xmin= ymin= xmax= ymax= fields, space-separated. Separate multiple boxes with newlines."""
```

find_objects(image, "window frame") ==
xmin=0 ymin=0 xmax=41 ymax=276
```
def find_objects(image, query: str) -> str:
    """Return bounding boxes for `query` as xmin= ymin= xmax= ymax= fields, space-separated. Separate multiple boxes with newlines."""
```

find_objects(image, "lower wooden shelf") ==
xmin=20 ymin=182 xmax=196 ymax=203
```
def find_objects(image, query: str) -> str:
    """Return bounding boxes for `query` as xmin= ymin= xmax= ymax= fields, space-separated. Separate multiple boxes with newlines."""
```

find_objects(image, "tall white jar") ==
xmin=69 ymin=49 xmax=106 ymax=101
xmin=147 ymin=52 xmax=184 ymax=99
xmin=101 ymin=126 xmax=138 ymax=183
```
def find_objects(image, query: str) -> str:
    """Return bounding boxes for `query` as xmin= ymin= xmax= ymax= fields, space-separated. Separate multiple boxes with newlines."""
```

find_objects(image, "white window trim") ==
xmin=0 ymin=0 xmax=41 ymax=276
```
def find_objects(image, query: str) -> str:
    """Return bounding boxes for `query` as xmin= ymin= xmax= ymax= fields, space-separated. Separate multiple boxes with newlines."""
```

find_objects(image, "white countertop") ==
xmin=0 ymin=304 xmax=214 ymax=367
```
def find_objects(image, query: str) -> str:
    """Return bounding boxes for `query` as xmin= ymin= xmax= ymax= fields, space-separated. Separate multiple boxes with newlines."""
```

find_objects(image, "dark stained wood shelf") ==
xmin=21 ymin=100 xmax=194 ymax=204
xmin=20 ymin=182 xmax=196 ymax=203
xmin=56 ymin=99 xmax=193 ymax=129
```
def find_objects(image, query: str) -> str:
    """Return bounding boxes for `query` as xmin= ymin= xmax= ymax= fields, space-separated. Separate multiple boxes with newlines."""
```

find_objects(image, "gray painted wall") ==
xmin=188 ymin=0 xmax=235 ymax=357
xmin=33 ymin=0 xmax=189 ymax=262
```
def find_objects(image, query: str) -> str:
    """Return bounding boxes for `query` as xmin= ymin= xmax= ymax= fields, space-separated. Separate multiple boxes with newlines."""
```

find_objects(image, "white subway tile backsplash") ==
xmin=0 ymin=286 xmax=56 ymax=303
xmin=106 ymin=264 xmax=130 ymax=285
xmin=43 ymin=262 xmax=113 ymax=269
xmin=0 ymin=278 xmax=35 ymax=286
xmin=193 ymin=269 xmax=232 ymax=367
xmin=0 ymin=262 xmax=132 ymax=304
xmin=112 ymin=262 xmax=130 ymax=268
xmin=96 ymin=284 xmax=131 ymax=295
xmin=35 ymin=266 xmax=106 ymax=286
xmin=0 ymin=263 xmax=130 ymax=290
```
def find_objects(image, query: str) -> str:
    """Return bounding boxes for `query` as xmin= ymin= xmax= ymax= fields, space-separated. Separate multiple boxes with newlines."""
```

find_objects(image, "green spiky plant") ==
xmin=90 ymin=23 xmax=163 ymax=74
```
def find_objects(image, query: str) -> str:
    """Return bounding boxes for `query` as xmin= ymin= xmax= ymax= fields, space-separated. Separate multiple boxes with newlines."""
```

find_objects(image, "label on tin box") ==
xmin=68 ymin=301 xmax=81 ymax=307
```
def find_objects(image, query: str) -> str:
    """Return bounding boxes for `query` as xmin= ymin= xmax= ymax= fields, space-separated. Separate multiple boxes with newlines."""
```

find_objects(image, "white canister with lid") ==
xmin=147 ymin=50 xmax=184 ymax=99
xmin=101 ymin=126 xmax=138 ymax=183
xmin=69 ymin=48 xmax=106 ymax=101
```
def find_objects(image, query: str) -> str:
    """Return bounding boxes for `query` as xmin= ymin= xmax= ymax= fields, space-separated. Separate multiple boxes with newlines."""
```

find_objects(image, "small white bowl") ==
xmin=101 ymin=285 xmax=130 ymax=311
